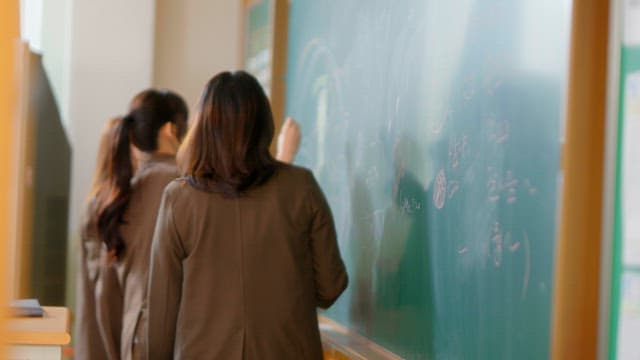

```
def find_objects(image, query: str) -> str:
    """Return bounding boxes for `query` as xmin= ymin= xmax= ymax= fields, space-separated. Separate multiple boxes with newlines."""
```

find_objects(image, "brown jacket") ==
xmin=75 ymin=153 xmax=178 ymax=360
xmin=75 ymin=209 xmax=122 ymax=360
xmin=147 ymin=163 xmax=348 ymax=359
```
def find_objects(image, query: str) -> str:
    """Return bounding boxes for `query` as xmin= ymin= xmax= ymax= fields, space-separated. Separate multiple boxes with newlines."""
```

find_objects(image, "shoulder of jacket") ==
xmin=163 ymin=177 xmax=189 ymax=196
xmin=275 ymin=162 xmax=314 ymax=182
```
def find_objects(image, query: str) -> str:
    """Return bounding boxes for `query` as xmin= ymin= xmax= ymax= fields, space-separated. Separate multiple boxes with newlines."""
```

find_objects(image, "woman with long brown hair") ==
xmin=146 ymin=71 xmax=347 ymax=359
xmin=75 ymin=89 xmax=189 ymax=360
xmin=75 ymin=116 xmax=125 ymax=360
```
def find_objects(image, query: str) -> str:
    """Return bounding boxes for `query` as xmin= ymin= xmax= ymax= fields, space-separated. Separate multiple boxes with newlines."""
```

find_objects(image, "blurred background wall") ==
xmin=17 ymin=0 xmax=242 ymax=307
xmin=154 ymin=0 xmax=242 ymax=111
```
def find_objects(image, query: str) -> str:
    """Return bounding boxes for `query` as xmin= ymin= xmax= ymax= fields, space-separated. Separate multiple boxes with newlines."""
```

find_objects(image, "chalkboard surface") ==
xmin=285 ymin=1 xmax=572 ymax=358
xmin=244 ymin=0 xmax=273 ymax=96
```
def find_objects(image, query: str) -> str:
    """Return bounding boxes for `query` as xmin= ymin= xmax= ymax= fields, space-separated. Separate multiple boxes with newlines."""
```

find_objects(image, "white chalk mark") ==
xmin=491 ymin=222 xmax=503 ymax=267
xmin=509 ymin=242 xmax=521 ymax=252
xmin=432 ymin=109 xmax=453 ymax=135
xmin=523 ymin=178 xmax=538 ymax=196
xmin=447 ymin=180 xmax=460 ymax=199
xmin=487 ymin=79 xmax=503 ymax=96
xmin=521 ymin=231 xmax=531 ymax=300
xmin=488 ymin=119 xmax=510 ymax=144
xmin=448 ymin=134 xmax=469 ymax=169
xmin=433 ymin=169 xmax=447 ymax=209
xmin=502 ymin=171 xmax=519 ymax=204
xmin=458 ymin=246 xmax=469 ymax=254
xmin=487 ymin=167 xmax=501 ymax=202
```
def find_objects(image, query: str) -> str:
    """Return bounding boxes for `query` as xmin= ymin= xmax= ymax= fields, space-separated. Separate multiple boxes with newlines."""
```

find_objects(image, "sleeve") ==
xmin=307 ymin=172 xmax=349 ymax=309
xmin=74 ymin=237 xmax=110 ymax=360
xmin=146 ymin=187 xmax=184 ymax=360
xmin=94 ymin=259 xmax=123 ymax=360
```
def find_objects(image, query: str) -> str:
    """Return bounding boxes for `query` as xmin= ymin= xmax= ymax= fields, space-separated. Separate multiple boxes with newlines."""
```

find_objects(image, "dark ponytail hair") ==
xmin=97 ymin=89 xmax=181 ymax=258
xmin=163 ymin=90 xmax=189 ymax=141
xmin=96 ymin=115 xmax=134 ymax=257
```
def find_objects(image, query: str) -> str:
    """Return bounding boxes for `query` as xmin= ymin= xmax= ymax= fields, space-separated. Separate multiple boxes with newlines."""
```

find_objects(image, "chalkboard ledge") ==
xmin=319 ymin=316 xmax=400 ymax=360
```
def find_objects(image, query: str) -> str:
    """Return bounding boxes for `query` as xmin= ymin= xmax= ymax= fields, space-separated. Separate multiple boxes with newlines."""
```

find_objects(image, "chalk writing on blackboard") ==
xmin=447 ymin=180 xmax=461 ymax=199
xmin=400 ymin=197 xmax=423 ymax=214
xmin=487 ymin=167 xmax=501 ymax=202
xmin=432 ymin=109 xmax=454 ymax=135
xmin=509 ymin=241 xmax=521 ymax=252
xmin=486 ymin=78 xmax=503 ymax=96
xmin=433 ymin=169 xmax=447 ymax=209
xmin=487 ymin=168 xmax=531 ymax=204
xmin=488 ymin=117 xmax=510 ymax=144
xmin=522 ymin=231 xmax=531 ymax=300
xmin=503 ymin=170 xmax=518 ymax=204
xmin=449 ymin=134 xmax=469 ymax=169
xmin=490 ymin=222 xmax=505 ymax=267
xmin=523 ymin=178 xmax=538 ymax=195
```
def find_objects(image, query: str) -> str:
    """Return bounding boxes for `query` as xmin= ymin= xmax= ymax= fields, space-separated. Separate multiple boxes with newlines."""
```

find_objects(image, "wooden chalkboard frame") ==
xmin=319 ymin=316 xmax=402 ymax=360
xmin=551 ymin=0 xmax=612 ymax=359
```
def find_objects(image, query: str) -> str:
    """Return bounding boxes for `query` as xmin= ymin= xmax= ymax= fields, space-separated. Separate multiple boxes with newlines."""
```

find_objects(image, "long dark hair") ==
xmin=164 ymin=90 xmax=189 ymax=140
xmin=83 ymin=117 xmax=122 ymax=239
xmin=96 ymin=89 xmax=186 ymax=258
xmin=177 ymin=71 xmax=276 ymax=197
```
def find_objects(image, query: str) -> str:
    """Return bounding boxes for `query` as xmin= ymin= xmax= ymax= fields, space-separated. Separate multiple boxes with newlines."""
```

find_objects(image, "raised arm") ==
xmin=307 ymin=173 xmax=348 ymax=308
xmin=276 ymin=117 xmax=301 ymax=163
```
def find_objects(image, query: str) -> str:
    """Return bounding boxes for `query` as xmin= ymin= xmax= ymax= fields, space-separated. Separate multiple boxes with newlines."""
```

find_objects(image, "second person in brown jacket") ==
xmin=84 ymin=90 xmax=188 ymax=360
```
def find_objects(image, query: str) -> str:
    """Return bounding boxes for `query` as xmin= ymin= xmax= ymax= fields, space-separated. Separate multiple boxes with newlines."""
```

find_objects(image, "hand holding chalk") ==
xmin=276 ymin=117 xmax=301 ymax=163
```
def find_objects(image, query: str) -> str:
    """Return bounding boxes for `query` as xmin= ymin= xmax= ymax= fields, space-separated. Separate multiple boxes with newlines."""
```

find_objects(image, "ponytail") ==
xmin=96 ymin=114 xmax=135 ymax=258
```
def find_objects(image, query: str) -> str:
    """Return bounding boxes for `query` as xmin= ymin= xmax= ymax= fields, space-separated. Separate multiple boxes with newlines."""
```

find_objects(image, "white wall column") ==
xmin=66 ymin=0 xmax=157 ymax=305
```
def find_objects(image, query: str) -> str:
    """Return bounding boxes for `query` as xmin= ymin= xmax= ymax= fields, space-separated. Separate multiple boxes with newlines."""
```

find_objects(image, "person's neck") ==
xmin=132 ymin=147 xmax=175 ymax=164
xmin=154 ymin=141 xmax=177 ymax=156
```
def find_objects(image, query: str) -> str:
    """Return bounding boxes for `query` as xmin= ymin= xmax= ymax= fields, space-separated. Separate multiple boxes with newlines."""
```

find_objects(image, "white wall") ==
xmin=153 ymin=0 xmax=243 ymax=110
xmin=20 ymin=0 xmax=73 ymax=136
xmin=65 ymin=0 xmax=157 ymax=305
xmin=40 ymin=0 xmax=72 ymax=133
xmin=19 ymin=0 xmax=43 ymax=52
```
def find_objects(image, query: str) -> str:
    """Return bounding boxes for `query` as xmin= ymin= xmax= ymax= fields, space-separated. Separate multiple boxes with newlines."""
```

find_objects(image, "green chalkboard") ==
xmin=244 ymin=0 xmax=273 ymax=96
xmin=285 ymin=1 xmax=572 ymax=359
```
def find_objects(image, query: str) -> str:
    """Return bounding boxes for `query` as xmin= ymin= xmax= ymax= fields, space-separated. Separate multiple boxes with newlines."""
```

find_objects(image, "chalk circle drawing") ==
xmin=433 ymin=169 xmax=447 ymax=209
